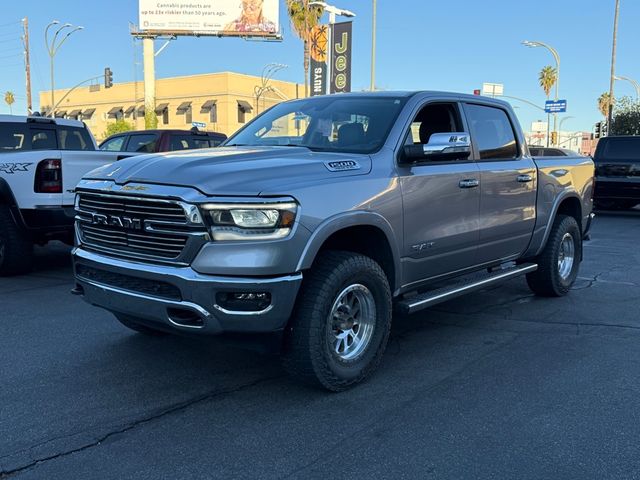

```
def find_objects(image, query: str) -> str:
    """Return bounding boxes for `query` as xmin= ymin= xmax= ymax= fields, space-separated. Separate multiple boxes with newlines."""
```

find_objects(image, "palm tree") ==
xmin=597 ymin=92 xmax=613 ymax=119
xmin=4 ymin=91 xmax=15 ymax=114
xmin=286 ymin=0 xmax=323 ymax=97
xmin=538 ymin=66 xmax=557 ymax=99
xmin=538 ymin=66 xmax=557 ymax=147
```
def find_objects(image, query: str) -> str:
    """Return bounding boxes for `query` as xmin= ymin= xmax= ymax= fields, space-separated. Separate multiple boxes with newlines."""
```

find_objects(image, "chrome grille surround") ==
xmin=75 ymin=191 xmax=209 ymax=265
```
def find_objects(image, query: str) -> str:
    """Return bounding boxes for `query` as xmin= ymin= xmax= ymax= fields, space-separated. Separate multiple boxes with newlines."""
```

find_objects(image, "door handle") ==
xmin=517 ymin=174 xmax=533 ymax=183
xmin=459 ymin=179 xmax=479 ymax=189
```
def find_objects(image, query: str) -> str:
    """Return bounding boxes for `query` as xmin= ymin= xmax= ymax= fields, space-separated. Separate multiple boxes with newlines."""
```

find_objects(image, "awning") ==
xmin=201 ymin=100 xmax=216 ymax=111
xmin=81 ymin=108 xmax=95 ymax=119
xmin=237 ymin=100 xmax=253 ymax=112
xmin=136 ymin=105 xmax=145 ymax=115
xmin=176 ymin=101 xmax=191 ymax=112
xmin=68 ymin=109 xmax=82 ymax=117
xmin=124 ymin=106 xmax=136 ymax=115
xmin=107 ymin=106 xmax=123 ymax=117
xmin=54 ymin=111 xmax=67 ymax=118
xmin=154 ymin=103 xmax=169 ymax=113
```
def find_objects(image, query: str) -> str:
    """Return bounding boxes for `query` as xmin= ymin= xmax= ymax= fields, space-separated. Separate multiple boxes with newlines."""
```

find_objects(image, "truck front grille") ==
xmin=75 ymin=192 xmax=208 ymax=263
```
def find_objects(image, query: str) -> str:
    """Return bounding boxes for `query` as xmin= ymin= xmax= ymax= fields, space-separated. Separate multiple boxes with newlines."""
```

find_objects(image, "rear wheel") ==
xmin=282 ymin=251 xmax=392 ymax=391
xmin=115 ymin=313 xmax=169 ymax=336
xmin=0 ymin=206 xmax=33 ymax=276
xmin=526 ymin=214 xmax=581 ymax=297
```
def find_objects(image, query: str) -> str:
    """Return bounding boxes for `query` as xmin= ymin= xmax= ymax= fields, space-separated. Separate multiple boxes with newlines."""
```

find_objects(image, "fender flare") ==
xmin=296 ymin=211 xmax=402 ymax=292
xmin=535 ymin=189 xmax=583 ymax=257
xmin=0 ymin=178 xmax=18 ymax=207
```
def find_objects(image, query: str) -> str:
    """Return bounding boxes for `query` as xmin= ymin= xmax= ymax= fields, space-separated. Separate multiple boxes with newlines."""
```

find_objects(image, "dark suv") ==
xmin=593 ymin=136 xmax=640 ymax=210
xmin=99 ymin=128 xmax=227 ymax=154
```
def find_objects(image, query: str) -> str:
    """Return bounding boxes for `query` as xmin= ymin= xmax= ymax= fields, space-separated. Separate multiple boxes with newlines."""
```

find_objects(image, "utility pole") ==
xmin=142 ymin=37 xmax=156 ymax=129
xmin=607 ymin=0 xmax=620 ymax=131
xmin=22 ymin=17 xmax=32 ymax=115
xmin=371 ymin=0 xmax=376 ymax=91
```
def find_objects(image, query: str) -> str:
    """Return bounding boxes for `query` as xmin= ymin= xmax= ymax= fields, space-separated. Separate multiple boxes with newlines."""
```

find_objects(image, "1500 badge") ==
xmin=0 ymin=163 xmax=32 ymax=174
xmin=324 ymin=160 xmax=361 ymax=172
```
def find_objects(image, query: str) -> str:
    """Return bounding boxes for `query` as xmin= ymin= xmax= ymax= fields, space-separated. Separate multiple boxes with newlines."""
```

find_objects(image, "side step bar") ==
xmin=397 ymin=263 xmax=538 ymax=315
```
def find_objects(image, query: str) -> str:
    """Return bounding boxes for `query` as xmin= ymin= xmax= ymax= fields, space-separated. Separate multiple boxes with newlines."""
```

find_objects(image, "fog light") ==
xmin=215 ymin=292 xmax=271 ymax=312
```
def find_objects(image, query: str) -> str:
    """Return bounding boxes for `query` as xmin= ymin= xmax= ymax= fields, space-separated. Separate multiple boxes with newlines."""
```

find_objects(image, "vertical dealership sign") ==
xmin=309 ymin=25 xmax=328 ymax=96
xmin=330 ymin=21 xmax=352 ymax=94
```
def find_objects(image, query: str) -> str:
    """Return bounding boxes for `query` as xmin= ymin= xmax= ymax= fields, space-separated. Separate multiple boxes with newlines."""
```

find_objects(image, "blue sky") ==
xmin=1 ymin=0 xmax=638 ymax=133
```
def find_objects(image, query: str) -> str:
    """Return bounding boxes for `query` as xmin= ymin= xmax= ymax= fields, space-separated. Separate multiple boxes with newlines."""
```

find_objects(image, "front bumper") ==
xmin=73 ymin=248 xmax=302 ymax=335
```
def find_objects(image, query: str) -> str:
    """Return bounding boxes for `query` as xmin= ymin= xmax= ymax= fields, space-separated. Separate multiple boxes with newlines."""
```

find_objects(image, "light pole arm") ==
xmin=500 ymin=95 xmax=546 ymax=112
xmin=51 ymin=75 xmax=103 ymax=113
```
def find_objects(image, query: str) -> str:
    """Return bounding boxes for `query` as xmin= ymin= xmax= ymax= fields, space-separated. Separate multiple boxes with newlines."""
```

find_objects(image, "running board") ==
xmin=397 ymin=263 xmax=538 ymax=315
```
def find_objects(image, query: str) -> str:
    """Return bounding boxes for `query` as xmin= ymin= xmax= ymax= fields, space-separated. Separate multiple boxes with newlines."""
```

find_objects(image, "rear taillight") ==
xmin=34 ymin=159 xmax=62 ymax=193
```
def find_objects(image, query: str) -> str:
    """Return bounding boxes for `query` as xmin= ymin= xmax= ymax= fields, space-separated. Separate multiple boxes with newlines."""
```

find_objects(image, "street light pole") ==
xmin=522 ymin=40 xmax=560 ymax=145
xmin=614 ymin=75 xmax=639 ymax=101
xmin=45 ymin=20 xmax=83 ymax=117
xmin=608 ymin=0 xmax=620 ymax=130
xmin=254 ymin=63 xmax=288 ymax=114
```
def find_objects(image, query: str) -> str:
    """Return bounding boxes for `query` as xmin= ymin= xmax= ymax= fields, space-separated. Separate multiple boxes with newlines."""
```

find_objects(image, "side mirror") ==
xmin=402 ymin=132 xmax=472 ymax=163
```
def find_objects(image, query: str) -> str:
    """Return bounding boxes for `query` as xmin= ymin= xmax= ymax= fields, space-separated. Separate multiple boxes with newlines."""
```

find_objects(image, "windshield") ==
xmin=226 ymin=96 xmax=408 ymax=154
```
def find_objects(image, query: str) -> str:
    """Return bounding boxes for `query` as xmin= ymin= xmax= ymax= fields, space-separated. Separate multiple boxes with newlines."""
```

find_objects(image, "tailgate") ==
xmin=61 ymin=151 xmax=121 ymax=205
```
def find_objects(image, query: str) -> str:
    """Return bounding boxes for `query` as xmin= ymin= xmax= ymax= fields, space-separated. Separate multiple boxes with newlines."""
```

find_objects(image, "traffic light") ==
xmin=602 ymin=122 xmax=608 ymax=137
xmin=551 ymin=131 xmax=558 ymax=145
xmin=594 ymin=122 xmax=602 ymax=139
xmin=104 ymin=67 xmax=113 ymax=89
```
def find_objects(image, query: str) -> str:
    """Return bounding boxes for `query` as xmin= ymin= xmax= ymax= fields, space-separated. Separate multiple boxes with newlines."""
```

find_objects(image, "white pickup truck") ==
xmin=0 ymin=115 xmax=122 ymax=275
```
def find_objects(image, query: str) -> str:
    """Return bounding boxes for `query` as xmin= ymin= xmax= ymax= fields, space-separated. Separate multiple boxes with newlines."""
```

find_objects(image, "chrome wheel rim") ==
xmin=558 ymin=233 xmax=575 ymax=280
xmin=327 ymin=284 xmax=376 ymax=362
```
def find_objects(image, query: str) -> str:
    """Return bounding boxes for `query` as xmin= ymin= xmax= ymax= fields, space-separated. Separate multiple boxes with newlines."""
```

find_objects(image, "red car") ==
xmin=99 ymin=128 xmax=227 ymax=155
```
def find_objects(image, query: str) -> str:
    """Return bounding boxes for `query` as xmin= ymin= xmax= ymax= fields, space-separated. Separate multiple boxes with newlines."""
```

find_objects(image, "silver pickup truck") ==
xmin=72 ymin=92 xmax=595 ymax=390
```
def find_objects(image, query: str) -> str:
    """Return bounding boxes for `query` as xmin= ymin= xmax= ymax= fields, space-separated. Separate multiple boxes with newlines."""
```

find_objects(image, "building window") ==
xmin=155 ymin=103 xmax=169 ymax=125
xmin=209 ymin=104 xmax=217 ymax=123
xmin=186 ymin=105 xmax=192 ymax=124
xmin=176 ymin=101 xmax=192 ymax=125
xmin=237 ymin=100 xmax=253 ymax=124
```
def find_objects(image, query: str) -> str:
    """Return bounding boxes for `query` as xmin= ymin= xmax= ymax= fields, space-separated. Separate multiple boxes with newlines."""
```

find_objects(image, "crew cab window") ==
xmin=125 ymin=134 xmax=157 ymax=153
xmin=465 ymin=104 xmax=518 ymax=160
xmin=100 ymin=136 xmax=126 ymax=151
xmin=30 ymin=129 xmax=58 ymax=150
xmin=406 ymin=103 xmax=462 ymax=145
xmin=58 ymin=126 xmax=94 ymax=151
xmin=169 ymin=135 xmax=212 ymax=150
xmin=0 ymin=123 xmax=27 ymax=152
xmin=600 ymin=137 xmax=640 ymax=162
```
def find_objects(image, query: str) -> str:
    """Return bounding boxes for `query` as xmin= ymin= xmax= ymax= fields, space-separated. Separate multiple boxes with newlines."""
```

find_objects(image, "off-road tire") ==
xmin=0 ymin=206 xmax=33 ymax=276
xmin=526 ymin=214 xmax=581 ymax=297
xmin=115 ymin=313 xmax=169 ymax=336
xmin=282 ymin=251 xmax=392 ymax=392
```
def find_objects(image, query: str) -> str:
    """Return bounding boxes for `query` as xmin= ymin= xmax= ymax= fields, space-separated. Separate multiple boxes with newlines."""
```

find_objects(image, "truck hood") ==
xmin=84 ymin=146 xmax=371 ymax=196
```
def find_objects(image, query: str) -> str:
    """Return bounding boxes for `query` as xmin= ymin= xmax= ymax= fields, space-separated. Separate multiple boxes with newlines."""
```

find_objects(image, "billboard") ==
xmin=330 ymin=21 xmax=352 ymax=94
xmin=309 ymin=24 xmax=328 ymax=96
xmin=139 ymin=0 xmax=280 ymax=37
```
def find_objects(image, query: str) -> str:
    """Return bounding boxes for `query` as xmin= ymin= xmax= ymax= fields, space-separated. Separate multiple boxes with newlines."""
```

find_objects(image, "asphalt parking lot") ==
xmin=2 ymin=210 xmax=640 ymax=479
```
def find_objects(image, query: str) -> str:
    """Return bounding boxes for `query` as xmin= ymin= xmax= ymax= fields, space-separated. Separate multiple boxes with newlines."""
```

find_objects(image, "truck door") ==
xmin=398 ymin=101 xmax=481 ymax=285
xmin=462 ymin=102 xmax=537 ymax=263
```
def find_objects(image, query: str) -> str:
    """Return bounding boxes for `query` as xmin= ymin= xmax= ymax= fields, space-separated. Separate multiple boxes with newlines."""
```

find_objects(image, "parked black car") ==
xmin=529 ymin=146 xmax=579 ymax=157
xmin=593 ymin=136 xmax=640 ymax=210
xmin=99 ymin=128 xmax=227 ymax=154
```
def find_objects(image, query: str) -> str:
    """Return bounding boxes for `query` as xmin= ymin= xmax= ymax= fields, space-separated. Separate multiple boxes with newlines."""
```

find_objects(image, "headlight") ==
xmin=201 ymin=201 xmax=298 ymax=241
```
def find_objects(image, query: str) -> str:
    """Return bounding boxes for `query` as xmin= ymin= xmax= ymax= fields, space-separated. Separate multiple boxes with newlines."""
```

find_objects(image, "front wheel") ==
xmin=282 ymin=251 xmax=392 ymax=391
xmin=526 ymin=214 xmax=581 ymax=297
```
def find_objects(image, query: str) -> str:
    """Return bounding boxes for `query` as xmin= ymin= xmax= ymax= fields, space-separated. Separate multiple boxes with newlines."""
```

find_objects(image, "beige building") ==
xmin=39 ymin=71 xmax=303 ymax=141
